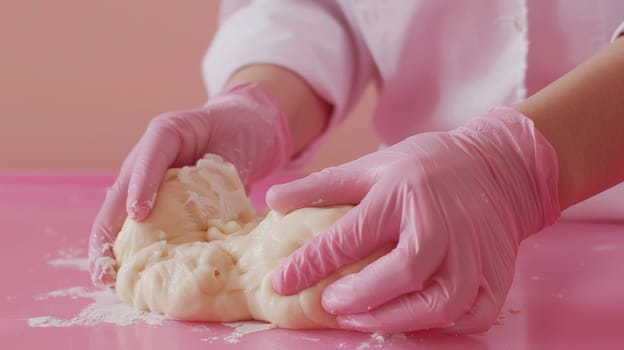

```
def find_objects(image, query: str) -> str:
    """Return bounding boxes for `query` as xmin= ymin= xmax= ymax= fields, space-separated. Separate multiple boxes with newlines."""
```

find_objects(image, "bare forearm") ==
xmin=516 ymin=37 xmax=624 ymax=209
xmin=227 ymin=64 xmax=331 ymax=158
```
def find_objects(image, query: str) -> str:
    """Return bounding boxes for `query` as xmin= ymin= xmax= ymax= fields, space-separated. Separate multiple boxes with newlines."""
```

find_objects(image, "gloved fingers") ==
xmin=266 ymin=165 xmax=371 ymax=212
xmin=125 ymin=116 xmax=184 ymax=221
xmin=89 ymin=143 xmax=140 ymax=287
xmin=335 ymin=277 xmax=476 ymax=333
xmin=445 ymin=286 xmax=499 ymax=334
xmin=335 ymin=236 xmax=481 ymax=333
xmin=272 ymin=191 xmax=396 ymax=295
xmin=88 ymin=175 xmax=128 ymax=288
xmin=321 ymin=236 xmax=447 ymax=314
xmin=88 ymin=231 xmax=118 ymax=288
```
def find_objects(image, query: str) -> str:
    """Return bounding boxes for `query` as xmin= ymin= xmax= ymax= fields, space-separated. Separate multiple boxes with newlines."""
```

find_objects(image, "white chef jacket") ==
xmin=202 ymin=0 xmax=624 ymax=160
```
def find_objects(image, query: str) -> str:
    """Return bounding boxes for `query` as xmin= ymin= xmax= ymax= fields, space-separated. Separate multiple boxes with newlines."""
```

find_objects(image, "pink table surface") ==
xmin=1 ymin=172 xmax=624 ymax=350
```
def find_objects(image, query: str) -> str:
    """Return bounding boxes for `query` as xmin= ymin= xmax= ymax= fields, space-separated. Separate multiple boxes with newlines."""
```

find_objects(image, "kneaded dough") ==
xmin=114 ymin=155 xmax=376 ymax=329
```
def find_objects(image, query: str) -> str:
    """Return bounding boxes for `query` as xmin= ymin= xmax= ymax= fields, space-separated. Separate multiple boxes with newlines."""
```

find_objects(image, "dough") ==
xmin=114 ymin=155 xmax=375 ymax=329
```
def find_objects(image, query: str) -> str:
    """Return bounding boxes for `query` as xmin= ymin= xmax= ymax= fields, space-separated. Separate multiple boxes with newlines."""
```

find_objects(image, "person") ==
xmin=88 ymin=0 xmax=624 ymax=334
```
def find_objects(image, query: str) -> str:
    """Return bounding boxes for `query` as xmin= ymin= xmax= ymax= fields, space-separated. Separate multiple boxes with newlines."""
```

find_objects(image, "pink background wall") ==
xmin=0 ymin=1 xmax=377 ymax=173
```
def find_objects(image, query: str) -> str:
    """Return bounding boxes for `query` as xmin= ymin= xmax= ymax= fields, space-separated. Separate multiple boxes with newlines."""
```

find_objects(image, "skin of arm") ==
xmin=516 ymin=36 xmax=624 ymax=210
xmin=227 ymin=64 xmax=332 ymax=158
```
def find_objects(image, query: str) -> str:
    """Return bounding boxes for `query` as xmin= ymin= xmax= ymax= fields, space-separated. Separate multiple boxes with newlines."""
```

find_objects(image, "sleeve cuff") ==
xmin=610 ymin=21 xmax=624 ymax=43
xmin=201 ymin=2 xmax=367 ymax=169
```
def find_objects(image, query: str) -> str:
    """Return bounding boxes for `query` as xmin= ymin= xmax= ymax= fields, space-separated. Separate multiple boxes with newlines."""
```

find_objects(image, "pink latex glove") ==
xmin=89 ymin=82 xmax=292 ymax=287
xmin=267 ymin=107 xmax=560 ymax=333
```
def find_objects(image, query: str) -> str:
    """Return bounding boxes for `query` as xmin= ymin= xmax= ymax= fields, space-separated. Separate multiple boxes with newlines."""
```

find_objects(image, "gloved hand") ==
xmin=267 ymin=107 xmax=560 ymax=333
xmin=89 ymin=82 xmax=292 ymax=287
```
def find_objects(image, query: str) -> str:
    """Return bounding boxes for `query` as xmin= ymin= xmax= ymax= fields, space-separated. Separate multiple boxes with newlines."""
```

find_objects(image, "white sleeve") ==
xmin=202 ymin=0 xmax=373 ymax=123
xmin=611 ymin=21 xmax=624 ymax=43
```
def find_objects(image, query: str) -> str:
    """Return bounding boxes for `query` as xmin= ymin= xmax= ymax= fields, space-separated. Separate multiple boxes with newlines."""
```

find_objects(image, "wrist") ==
xmin=214 ymin=81 xmax=293 ymax=184
xmin=226 ymin=64 xmax=331 ymax=158
xmin=515 ymin=37 xmax=624 ymax=210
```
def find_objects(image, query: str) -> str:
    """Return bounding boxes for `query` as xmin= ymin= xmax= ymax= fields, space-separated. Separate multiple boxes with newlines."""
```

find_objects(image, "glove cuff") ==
xmin=462 ymin=106 xmax=561 ymax=241
xmin=213 ymin=82 xmax=294 ymax=185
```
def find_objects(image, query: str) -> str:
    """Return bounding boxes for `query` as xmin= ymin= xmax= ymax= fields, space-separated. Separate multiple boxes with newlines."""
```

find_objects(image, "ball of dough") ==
xmin=114 ymin=155 xmax=377 ymax=329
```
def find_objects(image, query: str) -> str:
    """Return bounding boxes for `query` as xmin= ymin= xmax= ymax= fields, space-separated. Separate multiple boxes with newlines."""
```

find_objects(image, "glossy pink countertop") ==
xmin=1 ymin=172 xmax=624 ymax=349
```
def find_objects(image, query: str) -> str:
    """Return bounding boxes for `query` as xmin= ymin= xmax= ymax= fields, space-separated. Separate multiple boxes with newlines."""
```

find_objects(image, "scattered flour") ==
xmin=29 ymin=286 xmax=164 ymax=327
xmin=29 ymin=272 xmax=275 ymax=343
xmin=47 ymin=257 xmax=89 ymax=271
xmin=57 ymin=247 xmax=84 ymax=258
xmin=355 ymin=332 xmax=407 ymax=349
xmin=371 ymin=332 xmax=386 ymax=342
xmin=222 ymin=321 xmax=276 ymax=343
xmin=29 ymin=286 xmax=274 ymax=343
xmin=34 ymin=286 xmax=85 ymax=301
xmin=43 ymin=226 xmax=58 ymax=236
xmin=190 ymin=324 xmax=211 ymax=332
xmin=199 ymin=336 xmax=221 ymax=343
xmin=591 ymin=244 xmax=617 ymax=252
xmin=47 ymin=248 xmax=89 ymax=271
